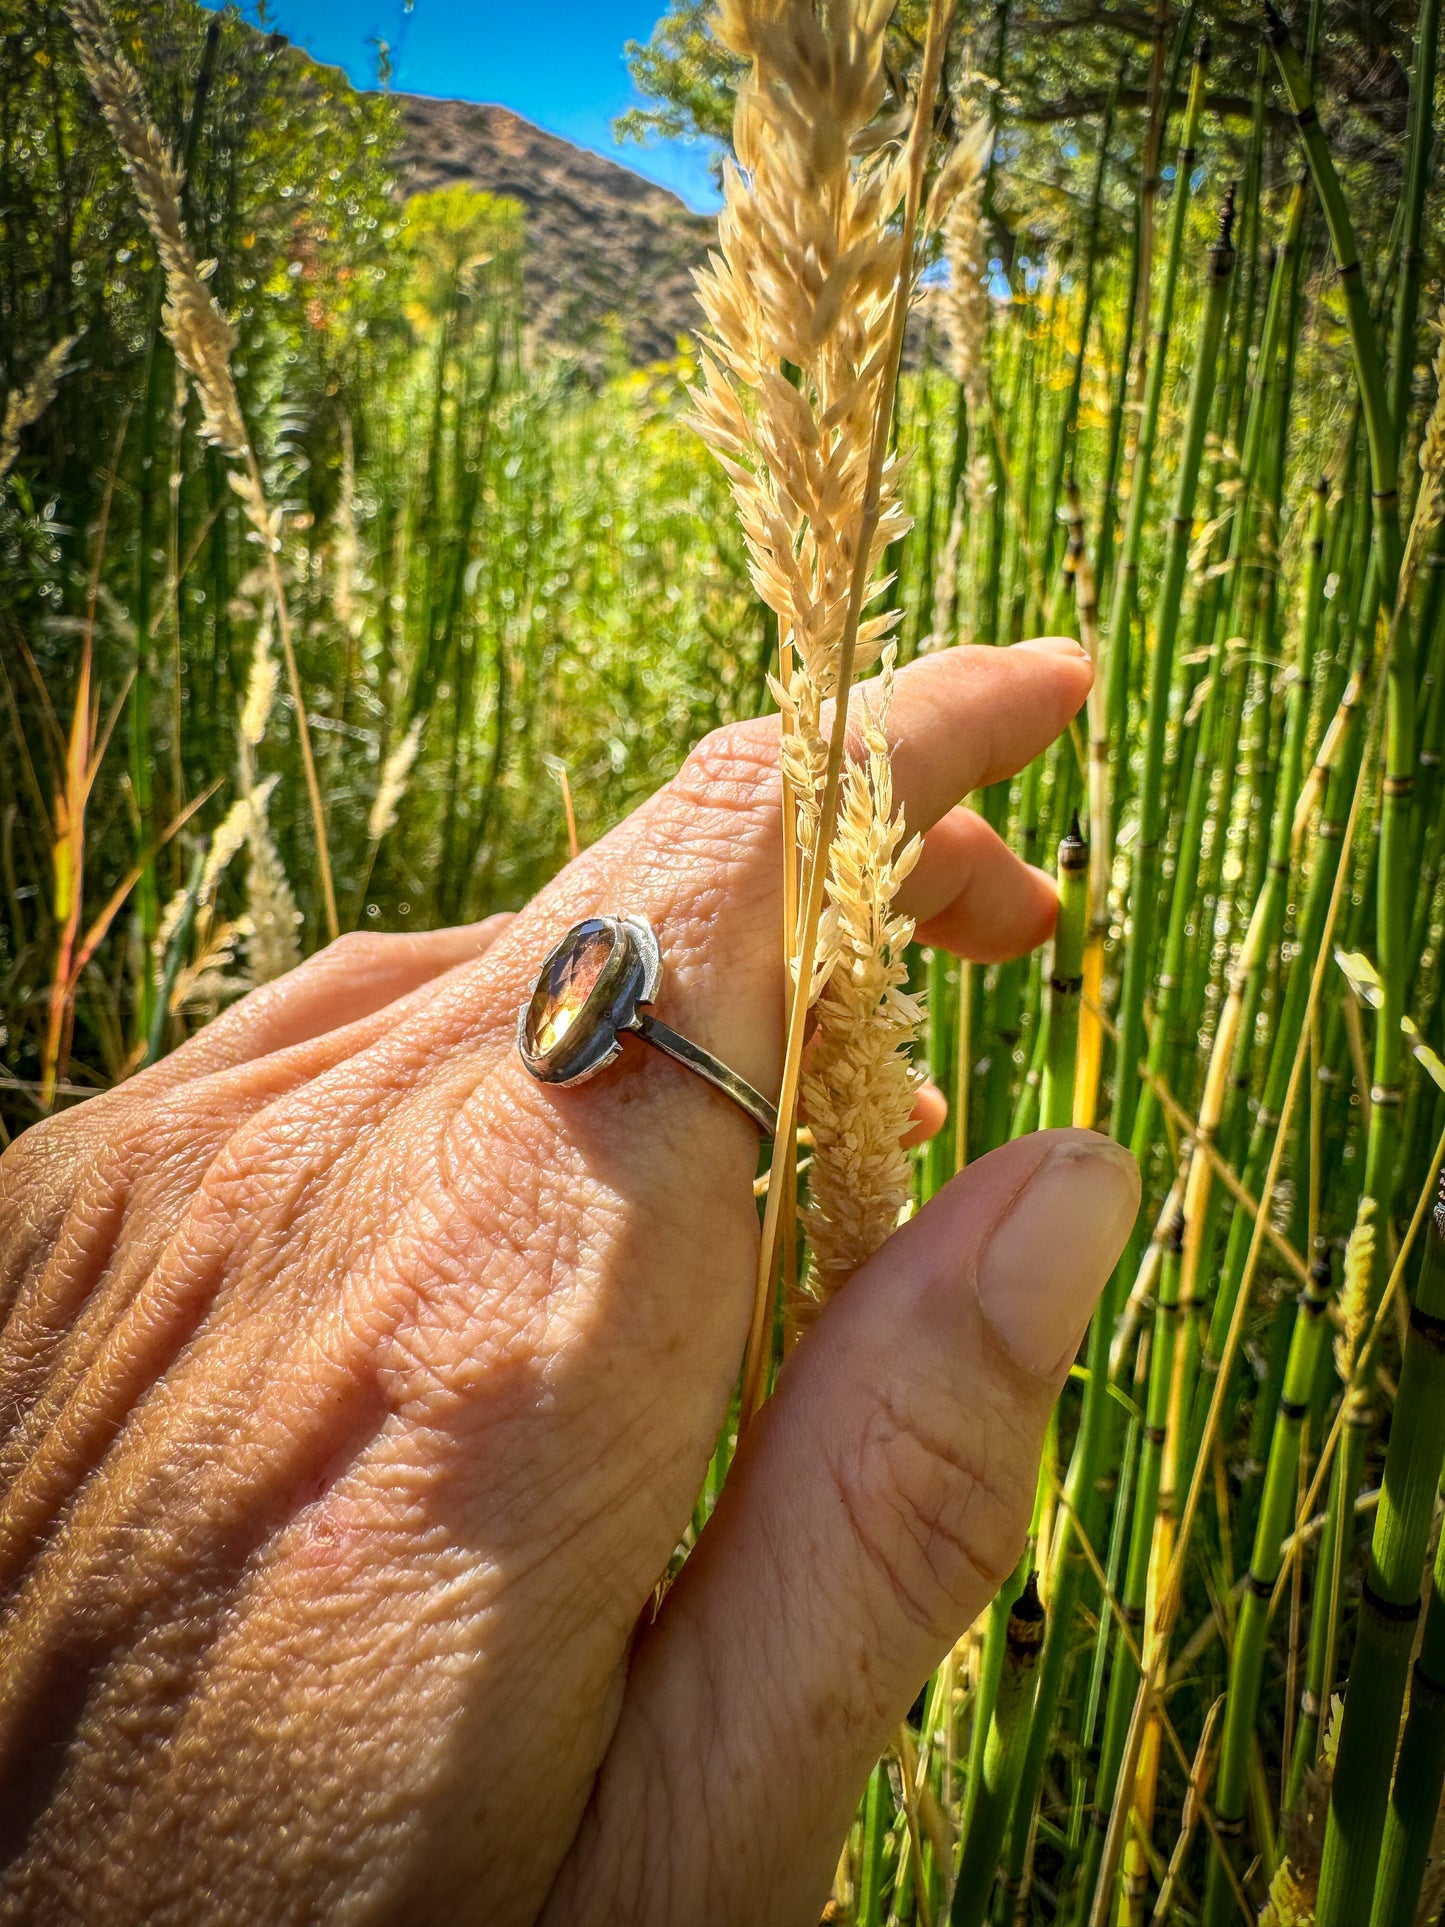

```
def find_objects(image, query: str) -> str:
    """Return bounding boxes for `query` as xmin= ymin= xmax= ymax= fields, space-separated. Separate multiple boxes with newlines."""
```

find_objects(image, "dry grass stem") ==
xmin=0 ymin=337 xmax=78 ymax=485
xmin=798 ymin=657 xmax=923 ymax=1305
xmin=66 ymin=0 xmax=338 ymax=939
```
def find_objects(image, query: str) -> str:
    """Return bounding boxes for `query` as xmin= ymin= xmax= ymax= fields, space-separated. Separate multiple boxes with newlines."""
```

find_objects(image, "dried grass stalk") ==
xmin=237 ymin=622 xmax=302 ymax=984
xmin=928 ymin=115 xmax=991 ymax=650
xmin=694 ymin=0 xmax=956 ymax=1389
xmin=66 ymin=0 xmax=338 ymax=940
xmin=0 ymin=337 xmax=78 ymax=484
xmin=691 ymin=0 xmax=912 ymax=959
xmin=1402 ymin=302 xmax=1445 ymax=595
xmin=798 ymin=656 xmax=923 ymax=1305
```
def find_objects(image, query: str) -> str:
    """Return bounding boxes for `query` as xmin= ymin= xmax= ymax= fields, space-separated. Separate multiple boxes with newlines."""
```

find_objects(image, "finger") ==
xmin=901 ymin=1079 xmax=946 ymax=1149
xmin=903 ymin=807 xmax=1058 ymax=963
xmin=872 ymin=635 xmax=1091 ymax=838
xmin=160 ymin=916 xmax=516 ymax=1080
xmin=543 ymin=1129 xmax=1139 ymax=1926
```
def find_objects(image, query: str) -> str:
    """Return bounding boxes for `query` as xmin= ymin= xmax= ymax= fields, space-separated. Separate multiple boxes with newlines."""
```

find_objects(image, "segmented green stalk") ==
xmin=1315 ymin=1175 xmax=1445 ymax=1927
xmin=1370 ymin=1469 xmax=1445 ymax=1927
xmin=1100 ymin=38 xmax=1209 ymax=810
xmin=1039 ymin=819 xmax=1086 ymax=1131
xmin=1202 ymin=1251 xmax=1336 ymax=1927
xmin=1112 ymin=185 xmax=1236 ymax=1152
xmin=1071 ymin=1202 xmax=1183 ymax=1920
xmin=949 ymin=1572 xmax=1045 ymax=1927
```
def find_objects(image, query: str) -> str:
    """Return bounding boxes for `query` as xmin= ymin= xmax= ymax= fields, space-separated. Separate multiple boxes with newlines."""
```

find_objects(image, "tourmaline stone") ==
xmin=524 ymin=919 xmax=615 ymax=1059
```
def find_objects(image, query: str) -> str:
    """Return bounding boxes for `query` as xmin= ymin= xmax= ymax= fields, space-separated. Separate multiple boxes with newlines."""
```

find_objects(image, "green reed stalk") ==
xmin=1112 ymin=186 xmax=1236 ymax=1153
xmin=1190 ymin=467 xmax=1332 ymax=1453
xmin=1102 ymin=39 xmax=1209 ymax=773
xmin=1371 ymin=1468 xmax=1445 ymax=1927
xmin=1386 ymin=0 xmax=1439 ymax=454
xmin=1267 ymin=42 xmax=1414 ymax=1750
xmin=1072 ymin=1202 xmax=1184 ymax=1921
xmin=1316 ymin=1171 xmax=1445 ymax=1927
xmin=1040 ymin=819 xmax=1086 ymax=1131
xmin=999 ymin=197 xmax=1231 ymax=1853
xmin=1039 ymin=90 xmax=1115 ymax=597
xmin=950 ymin=1572 xmax=1046 ymax=1927
xmin=1202 ymin=1248 xmax=1336 ymax=1927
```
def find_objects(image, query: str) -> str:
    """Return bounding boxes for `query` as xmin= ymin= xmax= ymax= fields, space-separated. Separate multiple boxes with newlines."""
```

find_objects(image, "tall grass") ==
xmin=5 ymin=1 xmax=1445 ymax=1923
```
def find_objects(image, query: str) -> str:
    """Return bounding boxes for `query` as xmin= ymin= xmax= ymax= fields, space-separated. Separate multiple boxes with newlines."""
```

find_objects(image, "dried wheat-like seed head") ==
xmin=1333 ymin=1195 xmax=1376 ymax=1396
xmin=66 ymin=0 xmax=247 ymax=458
xmin=368 ymin=719 xmax=423 ymax=844
xmin=239 ymin=623 xmax=280 ymax=754
xmin=937 ymin=117 xmax=991 ymax=413
xmin=692 ymin=0 xmax=914 ymax=946
xmin=244 ymin=796 xmax=303 ymax=986
xmin=798 ymin=655 xmax=924 ymax=1300
xmin=0 ymin=336 xmax=78 ymax=484
xmin=1402 ymin=301 xmax=1445 ymax=595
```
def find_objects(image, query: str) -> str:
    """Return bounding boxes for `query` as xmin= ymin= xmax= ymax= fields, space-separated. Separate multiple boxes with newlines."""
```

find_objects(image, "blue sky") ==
xmin=208 ymin=1 xmax=722 ymax=210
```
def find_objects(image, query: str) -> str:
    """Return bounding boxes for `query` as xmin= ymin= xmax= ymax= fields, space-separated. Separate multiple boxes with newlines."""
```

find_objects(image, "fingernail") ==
xmin=1016 ymin=634 xmax=1090 ymax=663
xmin=977 ymin=1137 xmax=1139 ymax=1377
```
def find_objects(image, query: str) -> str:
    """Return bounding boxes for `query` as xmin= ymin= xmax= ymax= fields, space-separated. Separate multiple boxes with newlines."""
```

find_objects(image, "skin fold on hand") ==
xmin=0 ymin=641 xmax=1138 ymax=1927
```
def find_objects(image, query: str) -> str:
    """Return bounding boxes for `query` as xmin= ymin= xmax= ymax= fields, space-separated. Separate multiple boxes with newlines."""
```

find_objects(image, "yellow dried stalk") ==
xmin=66 ymin=0 xmax=338 ymax=940
xmin=1333 ymin=1194 xmax=1376 ymax=1401
xmin=367 ymin=719 xmax=424 ymax=845
xmin=236 ymin=623 xmax=302 ymax=985
xmin=798 ymin=656 xmax=924 ymax=1306
xmin=700 ymin=0 xmax=956 ymax=1421
xmin=0 ymin=337 xmax=78 ymax=485
xmin=1402 ymin=302 xmax=1445 ymax=596
xmin=690 ymin=0 xmax=912 ymax=960
xmin=66 ymin=0 xmax=246 ymax=458
xmin=937 ymin=116 xmax=992 ymax=449
xmin=927 ymin=115 xmax=991 ymax=652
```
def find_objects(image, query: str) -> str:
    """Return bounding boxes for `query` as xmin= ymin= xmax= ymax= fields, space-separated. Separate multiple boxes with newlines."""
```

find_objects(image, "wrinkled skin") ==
xmin=0 ymin=642 xmax=1138 ymax=1927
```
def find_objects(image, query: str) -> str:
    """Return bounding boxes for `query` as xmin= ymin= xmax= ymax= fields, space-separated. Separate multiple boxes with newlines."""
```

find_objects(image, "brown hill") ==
xmin=393 ymin=95 xmax=715 ymax=367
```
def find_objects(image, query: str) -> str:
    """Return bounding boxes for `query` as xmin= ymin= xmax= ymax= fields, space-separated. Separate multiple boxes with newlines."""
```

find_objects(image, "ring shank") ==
xmin=632 ymin=1012 xmax=778 ymax=1137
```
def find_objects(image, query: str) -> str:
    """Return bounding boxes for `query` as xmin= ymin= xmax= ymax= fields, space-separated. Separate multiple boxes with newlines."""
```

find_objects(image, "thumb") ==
xmin=544 ymin=1128 xmax=1139 ymax=1927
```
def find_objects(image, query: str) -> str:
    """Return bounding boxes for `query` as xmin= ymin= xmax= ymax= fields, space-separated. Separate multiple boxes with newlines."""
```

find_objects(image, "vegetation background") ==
xmin=3 ymin=0 xmax=1444 ymax=1922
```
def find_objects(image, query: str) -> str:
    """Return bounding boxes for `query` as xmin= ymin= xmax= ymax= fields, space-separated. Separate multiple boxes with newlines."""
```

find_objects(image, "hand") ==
xmin=0 ymin=640 xmax=1138 ymax=1927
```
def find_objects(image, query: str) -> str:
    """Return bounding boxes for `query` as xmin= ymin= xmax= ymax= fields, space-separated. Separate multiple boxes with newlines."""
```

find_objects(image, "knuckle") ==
xmin=673 ymin=719 xmax=779 ymax=822
xmin=314 ymin=928 xmax=395 ymax=973
xmin=843 ymin=1386 xmax=1028 ymax=1639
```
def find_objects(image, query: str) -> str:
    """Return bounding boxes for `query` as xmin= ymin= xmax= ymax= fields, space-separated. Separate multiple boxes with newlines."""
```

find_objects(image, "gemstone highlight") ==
xmin=523 ymin=920 xmax=615 ymax=1059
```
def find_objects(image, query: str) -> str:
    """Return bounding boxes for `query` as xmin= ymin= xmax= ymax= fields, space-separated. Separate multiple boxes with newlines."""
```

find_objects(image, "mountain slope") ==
xmin=394 ymin=95 xmax=714 ymax=366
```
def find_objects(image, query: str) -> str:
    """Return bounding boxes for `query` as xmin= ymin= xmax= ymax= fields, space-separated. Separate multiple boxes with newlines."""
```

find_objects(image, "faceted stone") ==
xmin=524 ymin=920 xmax=614 ymax=1058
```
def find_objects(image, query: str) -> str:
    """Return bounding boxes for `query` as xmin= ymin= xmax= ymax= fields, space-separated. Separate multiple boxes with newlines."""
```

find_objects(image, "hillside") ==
xmin=393 ymin=95 xmax=715 ymax=367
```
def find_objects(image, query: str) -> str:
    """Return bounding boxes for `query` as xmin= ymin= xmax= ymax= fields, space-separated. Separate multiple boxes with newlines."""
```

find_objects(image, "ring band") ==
xmin=517 ymin=914 xmax=778 ymax=1136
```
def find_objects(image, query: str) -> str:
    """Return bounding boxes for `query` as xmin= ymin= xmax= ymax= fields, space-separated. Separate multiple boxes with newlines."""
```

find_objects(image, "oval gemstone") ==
xmin=523 ymin=920 xmax=615 ymax=1059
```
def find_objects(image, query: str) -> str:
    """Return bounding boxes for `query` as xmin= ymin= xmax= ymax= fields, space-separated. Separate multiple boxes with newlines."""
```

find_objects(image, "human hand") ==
xmin=0 ymin=640 xmax=1138 ymax=1927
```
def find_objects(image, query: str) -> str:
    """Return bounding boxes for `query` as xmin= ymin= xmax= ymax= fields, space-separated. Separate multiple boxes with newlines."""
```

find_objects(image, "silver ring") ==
xmin=517 ymin=914 xmax=777 ymax=1137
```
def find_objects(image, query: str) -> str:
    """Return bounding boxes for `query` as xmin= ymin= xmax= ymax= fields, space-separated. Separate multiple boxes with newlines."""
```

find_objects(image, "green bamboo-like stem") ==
xmin=1182 ymin=175 xmax=1306 ymax=968
xmin=1001 ymin=184 xmax=1230 ymax=1838
xmin=1110 ymin=186 xmax=1237 ymax=1155
xmin=1038 ymin=87 xmax=1116 ymax=598
xmin=1371 ymin=1473 xmax=1445 ymax=1927
xmin=1070 ymin=1203 xmax=1184 ymax=1922
xmin=858 ymin=1758 xmax=892 ymax=1925
xmin=1040 ymin=819 xmax=1086 ymax=1131
xmin=1266 ymin=40 xmax=1415 ymax=1771
xmin=1190 ymin=469 xmax=1333 ymax=1460
xmin=1315 ymin=1172 xmax=1445 ymax=1927
xmin=1385 ymin=0 xmax=1439 ymax=456
xmin=1101 ymin=39 xmax=1209 ymax=785
xmin=950 ymin=1572 xmax=1046 ymax=1927
xmin=1202 ymin=1250 xmax=1336 ymax=1927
